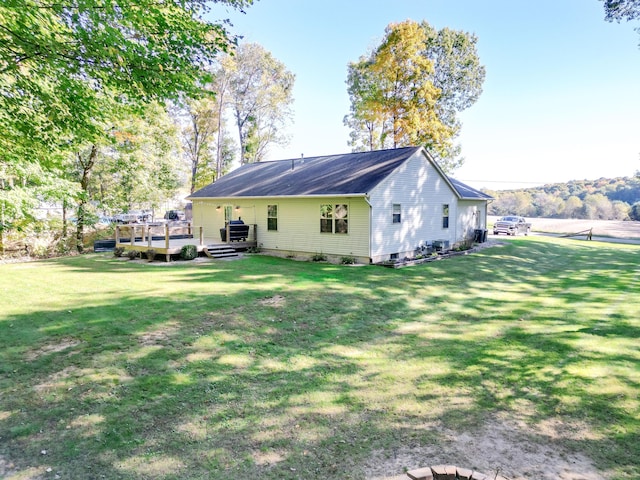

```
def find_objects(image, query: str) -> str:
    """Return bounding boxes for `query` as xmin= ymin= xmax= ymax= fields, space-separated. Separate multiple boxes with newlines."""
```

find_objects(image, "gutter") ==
xmin=186 ymin=193 xmax=370 ymax=201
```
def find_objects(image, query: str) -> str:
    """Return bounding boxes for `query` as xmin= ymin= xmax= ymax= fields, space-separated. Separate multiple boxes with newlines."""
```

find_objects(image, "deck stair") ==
xmin=204 ymin=244 xmax=239 ymax=259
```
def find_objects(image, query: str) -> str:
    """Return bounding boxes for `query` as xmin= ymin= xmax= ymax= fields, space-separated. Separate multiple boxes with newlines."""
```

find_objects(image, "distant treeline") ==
xmin=483 ymin=175 xmax=640 ymax=221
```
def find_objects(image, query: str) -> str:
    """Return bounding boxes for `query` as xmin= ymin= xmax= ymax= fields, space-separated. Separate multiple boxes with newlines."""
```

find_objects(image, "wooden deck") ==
xmin=115 ymin=223 xmax=257 ymax=261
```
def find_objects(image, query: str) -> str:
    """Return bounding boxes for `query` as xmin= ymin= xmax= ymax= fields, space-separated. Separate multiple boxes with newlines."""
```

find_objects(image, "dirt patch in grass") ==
xmin=25 ymin=338 xmax=81 ymax=361
xmin=258 ymin=294 xmax=286 ymax=307
xmin=366 ymin=417 xmax=606 ymax=480
xmin=137 ymin=321 xmax=181 ymax=346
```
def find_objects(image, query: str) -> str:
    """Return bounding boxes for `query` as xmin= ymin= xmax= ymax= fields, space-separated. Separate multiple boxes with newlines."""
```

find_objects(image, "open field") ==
xmin=1 ymin=237 xmax=638 ymax=479
xmin=489 ymin=216 xmax=640 ymax=240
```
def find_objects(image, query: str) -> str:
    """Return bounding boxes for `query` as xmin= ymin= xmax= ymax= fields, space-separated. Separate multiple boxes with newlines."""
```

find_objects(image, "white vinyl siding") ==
xmin=368 ymin=150 xmax=459 ymax=261
xmin=457 ymin=201 xmax=488 ymax=240
xmin=191 ymin=199 xmax=252 ymax=243
xmin=191 ymin=200 xmax=220 ymax=241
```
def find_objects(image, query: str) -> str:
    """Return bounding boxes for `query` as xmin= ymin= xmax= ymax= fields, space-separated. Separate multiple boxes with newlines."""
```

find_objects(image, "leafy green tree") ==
xmin=0 ymin=1 xmax=250 ymax=246
xmin=345 ymin=19 xmax=485 ymax=173
xmin=176 ymin=43 xmax=292 ymax=191
xmin=603 ymin=0 xmax=640 ymax=22
xmin=98 ymin=104 xmax=183 ymax=214
xmin=176 ymin=67 xmax=238 ymax=191
xmin=211 ymin=62 xmax=236 ymax=180
xmin=224 ymin=43 xmax=295 ymax=165
xmin=612 ymin=200 xmax=631 ymax=220
xmin=630 ymin=201 xmax=640 ymax=220
xmin=64 ymin=103 xmax=182 ymax=252
xmin=421 ymin=22 xmax=486 ymax=165
xmin=489 ymin=191 xmax=534 ymax=216
xmin=344 ymin=60 xmax=381 ymax=151
xmin=488 ymin=175 xmax=640 ymax=220
xmin=603 ymin=0 xmax=640 ymax=51
xmin=1 ymin=1 xmax=248 ymax=163
xmin=346 ymin=21 xmax=448 ymax=157
xmin=583 ymin=193 xmax=615 ymax=219
xmin=177 ymin=96 xmax=221 ymax=193
xmin=533 ymin=192 xmax=564 ymax=218
xmin=563 ymin=195 xmax=584 ymax=218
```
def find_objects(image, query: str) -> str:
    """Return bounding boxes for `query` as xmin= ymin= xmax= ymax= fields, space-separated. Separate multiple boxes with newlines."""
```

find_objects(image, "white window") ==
xmin=320 ymin=204 xmax=348 ymax=234
xmin=393 ymin=204 xmax=401 ymax=223
xmin=442 ymin=204 xmax=449 ymax=229
xmin=267 ymin=205 xmax=278 ymax=231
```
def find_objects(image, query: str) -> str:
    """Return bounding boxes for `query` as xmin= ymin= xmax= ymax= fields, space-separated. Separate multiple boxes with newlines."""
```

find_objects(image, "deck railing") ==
xmin=115 ymin=222 xmax=199 ymax=245
xmin=115 ymin=222 xmax=257 ymax=247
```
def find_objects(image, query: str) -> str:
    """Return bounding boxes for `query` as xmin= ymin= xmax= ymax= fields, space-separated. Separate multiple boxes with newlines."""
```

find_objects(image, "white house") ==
xmin=188 ymin=146 xmax=492 ymax=263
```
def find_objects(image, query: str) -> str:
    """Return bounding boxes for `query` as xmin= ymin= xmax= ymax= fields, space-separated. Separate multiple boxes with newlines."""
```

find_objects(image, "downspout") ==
xmin=485 ymin=199 xmax=494 ymax=229
xmin=453 ymin=202 xmax=458 ymax=246
xmin=484 ymin=198 xmax=495 ymax=230
xmin=364 ymin=195 xmax=372 ymax=263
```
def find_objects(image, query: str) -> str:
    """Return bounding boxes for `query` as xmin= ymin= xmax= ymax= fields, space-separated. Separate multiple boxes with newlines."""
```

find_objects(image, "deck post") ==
xmin=131 ymin=225 xmax=135 ymax=247
xmin=115 ymin=225 xmax=120 ymax=244
xmin=226 ymin=223 xmax=230 ymax=244
xmin=147 ymin=225 xmax=152 ymax=247
xmin=188 ymin=222 xmax=192 ymax=236
xmin=199 ymin=226 xmax=204 ymax=245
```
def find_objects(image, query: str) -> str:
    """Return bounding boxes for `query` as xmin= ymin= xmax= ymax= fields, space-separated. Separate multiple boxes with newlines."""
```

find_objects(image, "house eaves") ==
xmin=187 ymin=147 xmax=421 ymax=200
xmin=187 ymin=193 xmax=369 ymax=201
xmin=187 ymin=146 xmax=491 ymax=202
xmin=448 ymin=177 xmax=494 ymax=201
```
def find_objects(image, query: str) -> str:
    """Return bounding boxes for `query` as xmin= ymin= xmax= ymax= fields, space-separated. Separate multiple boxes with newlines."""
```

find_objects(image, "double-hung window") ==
xmin=320 ymin=204 xmax=348 ymax=234
xmin=267 ymin=205 xmax=278 ymax=231
xmin=442 ymin=204 xmax=450 ymax=229
xmin=392 ymin=204 xmax=401 ymax=223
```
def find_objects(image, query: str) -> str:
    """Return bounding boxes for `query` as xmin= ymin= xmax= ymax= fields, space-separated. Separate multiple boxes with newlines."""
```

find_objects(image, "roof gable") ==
xmin=189 ymin=147 xmax=421 ymax=198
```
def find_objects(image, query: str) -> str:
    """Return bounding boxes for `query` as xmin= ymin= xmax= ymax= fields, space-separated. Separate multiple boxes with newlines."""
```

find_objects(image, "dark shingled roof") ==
xmin=449 ymin=177 xmax=494 ymax=200
xmin=189 ymin=146 xmax=492 ymax=201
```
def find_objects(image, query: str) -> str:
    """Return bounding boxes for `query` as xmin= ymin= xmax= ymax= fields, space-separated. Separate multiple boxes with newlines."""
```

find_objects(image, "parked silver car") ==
xmin=493 ymin=216 xmax=531 ymax=236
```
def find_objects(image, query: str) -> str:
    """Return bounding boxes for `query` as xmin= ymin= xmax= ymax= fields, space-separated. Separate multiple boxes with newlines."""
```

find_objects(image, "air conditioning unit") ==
xmin=416 ymin=241 xmax=433 ymax=255
xmin=433 ymin=240 xmax=449 ymax=251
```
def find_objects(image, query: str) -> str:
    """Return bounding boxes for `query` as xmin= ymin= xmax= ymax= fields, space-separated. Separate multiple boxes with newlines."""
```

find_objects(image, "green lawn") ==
xmin=0 ymin=237 xmax=638 ymax=479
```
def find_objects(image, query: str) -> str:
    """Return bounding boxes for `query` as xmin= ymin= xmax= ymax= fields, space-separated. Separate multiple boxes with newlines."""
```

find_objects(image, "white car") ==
xmin=113 ymin=211 xmax=151 ymax=223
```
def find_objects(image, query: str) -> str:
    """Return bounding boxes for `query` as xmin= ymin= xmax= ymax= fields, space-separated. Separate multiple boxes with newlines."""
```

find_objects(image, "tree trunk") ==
xmin=215 ymin=94 xmax=226 ymax=180
xmin=62 ymin=200 xmax=68 ymax=239
xmin=190 ymin=115 xmax=200 ymax=194
xmin=75 ymin=145 xmax=98 ymax=253
xmin=236 ymin=112 xmax=246 ymax=166
xmin=0 ymin=200 xmax=4 ymax=256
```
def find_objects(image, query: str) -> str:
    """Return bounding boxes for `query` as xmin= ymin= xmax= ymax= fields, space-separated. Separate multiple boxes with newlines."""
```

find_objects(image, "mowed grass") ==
xmin=0 ymin=237 xmax=638 ymax=479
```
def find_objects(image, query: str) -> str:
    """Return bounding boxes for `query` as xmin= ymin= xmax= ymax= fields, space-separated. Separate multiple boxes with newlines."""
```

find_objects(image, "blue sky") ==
xmin=210 ymin=0 xmax=640 ymax=190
